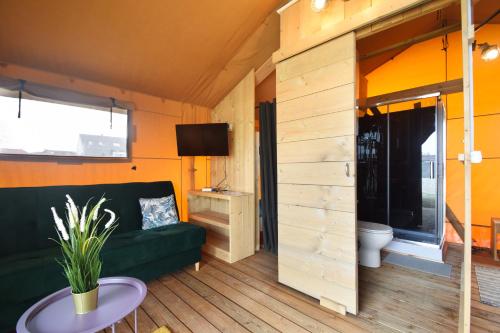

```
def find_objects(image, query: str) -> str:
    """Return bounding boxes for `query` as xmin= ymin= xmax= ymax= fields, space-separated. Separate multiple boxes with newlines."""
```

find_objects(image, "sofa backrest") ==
xmin=0 ymin=181 xmax=178 ymax=257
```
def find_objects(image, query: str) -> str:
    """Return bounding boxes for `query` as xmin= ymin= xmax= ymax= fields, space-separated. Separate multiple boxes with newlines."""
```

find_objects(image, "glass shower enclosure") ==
xmin=357 ymin=96 xmax=445 ymax=245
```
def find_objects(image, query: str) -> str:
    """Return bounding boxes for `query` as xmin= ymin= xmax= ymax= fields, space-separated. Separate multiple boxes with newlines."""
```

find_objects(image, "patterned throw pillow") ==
xmin=139 ymin=195 xmax=179 ymax=230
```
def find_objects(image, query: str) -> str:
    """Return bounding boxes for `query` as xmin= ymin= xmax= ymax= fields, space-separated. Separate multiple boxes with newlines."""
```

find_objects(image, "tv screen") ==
xmin=176 ymin=123 xmax=229 ymax=156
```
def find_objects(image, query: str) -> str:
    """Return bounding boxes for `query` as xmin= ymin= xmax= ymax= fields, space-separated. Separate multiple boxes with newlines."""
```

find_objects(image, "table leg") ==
xmin=134 ymin=309 xmax=138 ymax=333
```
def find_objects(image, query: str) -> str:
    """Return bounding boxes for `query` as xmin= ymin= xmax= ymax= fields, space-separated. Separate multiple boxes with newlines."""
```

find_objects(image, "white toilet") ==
xmin=358 ymin=221 xmax=393 ymax=268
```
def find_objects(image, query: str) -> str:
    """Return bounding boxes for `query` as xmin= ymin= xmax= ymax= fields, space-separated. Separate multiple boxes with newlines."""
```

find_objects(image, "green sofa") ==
xmin=0 ymin=181 xmax=205 ymax=332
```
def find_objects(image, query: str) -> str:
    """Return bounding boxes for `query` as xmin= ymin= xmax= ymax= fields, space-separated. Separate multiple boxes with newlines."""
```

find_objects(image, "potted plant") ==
xmin=51 ymin=195 xmax=117 ymax=314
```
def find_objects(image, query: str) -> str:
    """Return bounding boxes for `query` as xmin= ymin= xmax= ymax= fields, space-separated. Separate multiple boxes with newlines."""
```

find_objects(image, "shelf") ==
xmin=189 ymin=210 xmax=229 ymax=229
xmin=189 ymin=190 xmax=251 ymax=200
xmin=188 ymin=190 xmax=254 ymax=263
xmin=204 ymin=232 xmax=230 ymax=262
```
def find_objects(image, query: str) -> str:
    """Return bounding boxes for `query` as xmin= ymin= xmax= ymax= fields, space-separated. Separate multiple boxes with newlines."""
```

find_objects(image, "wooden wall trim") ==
xmin=255 ymin=56 xmax=276 ymax=86
xmin=458 ymin=0 xmax=474 ymax=330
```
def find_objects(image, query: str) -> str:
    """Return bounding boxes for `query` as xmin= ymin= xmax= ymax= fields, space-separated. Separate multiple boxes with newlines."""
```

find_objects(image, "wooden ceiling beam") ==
xmin=358 ymin=78 xmax=463 ymax=109
xmin=359 ymin=23 xmax=460 ymax=60
xmin=356 ymin=0 xmax=460 ymax=40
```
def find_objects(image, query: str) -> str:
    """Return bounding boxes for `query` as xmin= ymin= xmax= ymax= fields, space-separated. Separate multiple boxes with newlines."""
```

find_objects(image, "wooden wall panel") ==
xmin=211 ymin=70 xmax=255 ymax=193
xmin=277 ymin=111 xmax=355 ymax=143
xmin=276 ymin=33 xmax=354 ymax=83
xmin=277 ymin=136 xmax=354 ymax=163
xmin=210 ymin=70 xmax=256 ymax=248
xmin=276 ymin=33 xmax=358 ymax=314
xmin=278 ymin=204 xmax=355 ymax=233
xmin=278 ymin=161 xmax=355 ymax=186
xmin=278 ymin=184 xmax=356 ymax=212
xmin=277 ymin=84 xmax=355 ymax=123
xmin=276 ymin=58 xmax=355 ymax=102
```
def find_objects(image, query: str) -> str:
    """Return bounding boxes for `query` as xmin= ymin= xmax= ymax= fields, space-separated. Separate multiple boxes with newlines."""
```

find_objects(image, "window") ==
xmin=0 ymin=87 xmax=129 ymax=159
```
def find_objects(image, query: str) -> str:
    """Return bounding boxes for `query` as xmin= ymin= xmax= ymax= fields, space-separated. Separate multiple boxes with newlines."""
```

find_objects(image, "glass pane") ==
xmin=0 ymin=93 xmax=128 ymax=158
xmin=357 ymin=107 xmax=387 ymax=224
xmin=388 ymin=99 xmax=438 ymax=243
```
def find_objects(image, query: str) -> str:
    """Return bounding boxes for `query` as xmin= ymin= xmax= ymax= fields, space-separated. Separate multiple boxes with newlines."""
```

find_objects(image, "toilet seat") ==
xmin=358 ymin=221 xmax=393 ymax=234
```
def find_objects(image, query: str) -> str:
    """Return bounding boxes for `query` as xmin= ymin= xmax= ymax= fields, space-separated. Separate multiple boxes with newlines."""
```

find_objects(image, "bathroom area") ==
xmin=353 ymin=4 xmax=463 ymax=267
xmin=356 ymin=96 xmax=446 ymax=266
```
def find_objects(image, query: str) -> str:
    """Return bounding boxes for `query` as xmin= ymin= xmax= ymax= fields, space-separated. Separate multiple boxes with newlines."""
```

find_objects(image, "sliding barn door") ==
xmin=276 ymin=32 xmax=357 ymax=315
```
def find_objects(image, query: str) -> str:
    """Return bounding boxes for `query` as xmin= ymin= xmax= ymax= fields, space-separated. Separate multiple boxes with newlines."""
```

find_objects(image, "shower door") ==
xmin=357 ymin=97 xmax=444 ymax=245
xmin=388 ymin=99 xmax=444 ymax=244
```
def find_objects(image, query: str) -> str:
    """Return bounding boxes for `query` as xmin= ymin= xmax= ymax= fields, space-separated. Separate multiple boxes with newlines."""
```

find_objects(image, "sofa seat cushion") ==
xmin=0 ymin=247 xmax=65 ymax=306
xmin=101 ymin=222 xmax=205 ymax=274
xmin=0 ymin=223 xmax=205 ymax=306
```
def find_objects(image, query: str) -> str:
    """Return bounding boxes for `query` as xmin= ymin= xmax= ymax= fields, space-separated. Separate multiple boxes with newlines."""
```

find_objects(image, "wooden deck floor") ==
xmin=109 ymin=244 xmax=500 ymax=333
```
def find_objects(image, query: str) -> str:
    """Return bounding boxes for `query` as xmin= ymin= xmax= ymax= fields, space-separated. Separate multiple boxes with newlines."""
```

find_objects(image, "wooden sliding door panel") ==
xmin=277 ymin=84 xmax=355 ymax=124
xmin=277 ymin=136 xmax=354 ymax=163
xmin=276 ymin=33 xmax=355 ymax=83
xmin=279 ymin=224 xmax=356 ymax=261
xmin=278 ymin=265 xmax=356 ymax=310
xmin=278 ymin=184 xmax=355 ymax=212
xmin=276 ymin=32 xmax=357 ymax=315
xmin=279 ymin=250 xmax=356 ymax=290
xmin=278 ymin=161 xmax=355 ymax=186
xmin=278 ymin=204 xmax=355 ymax=234
xmin=277 ymin=110 xmax=354 ymax=143
xmin=276 ymin=58 xmax=355 ymax=103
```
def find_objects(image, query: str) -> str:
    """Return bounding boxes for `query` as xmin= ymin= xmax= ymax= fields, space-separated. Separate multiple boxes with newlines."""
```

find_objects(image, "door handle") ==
xmin=345 ymin=162 xmax=350 ymax=177
xmin=430 ymin=161 xmax=435 ymax=179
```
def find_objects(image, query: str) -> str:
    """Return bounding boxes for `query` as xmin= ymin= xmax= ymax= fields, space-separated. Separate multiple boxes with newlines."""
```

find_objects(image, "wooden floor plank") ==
xmin=148 ymin=280 xmax=220 ymax=333
xmin=173 ymin=271 xmax=280 ymax=333
xmin=129 ymin=243 xmax=499 ymax=333
xmin=206 ymin=256 xmax=376 ymax=333
xmin=201 ymin=262 xmax=339 ymax=333
xmin=357 ymin=305 xmax=431 ymax=333
xmin=359 ymin=282 xmax=458 ymax=330
xmin=103 ymin=319 xmax=133 ymax=333
xmin=124 ymin=306 xmax=158 ymax=333
xmin=359 ymin=287 xmax=455 ymax=332
xmin=217 ymin=254 xmax=398 ymax=332
xmin=183 ymin=266 xmax=309 ymax=332
xmin=140 ymin=293 xmax=191 ymax=333
xmin=158 ymin=275 xmax=249 ymax=333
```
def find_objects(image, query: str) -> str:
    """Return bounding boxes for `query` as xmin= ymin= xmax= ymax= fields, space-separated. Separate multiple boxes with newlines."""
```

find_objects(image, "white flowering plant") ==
xmin=51 ymin=195 xmax=117 ymax=294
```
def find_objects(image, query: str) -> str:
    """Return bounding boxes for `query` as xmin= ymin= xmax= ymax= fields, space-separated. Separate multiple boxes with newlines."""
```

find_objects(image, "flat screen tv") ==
xmin=176 ymin=123 xmax=229 ymax=156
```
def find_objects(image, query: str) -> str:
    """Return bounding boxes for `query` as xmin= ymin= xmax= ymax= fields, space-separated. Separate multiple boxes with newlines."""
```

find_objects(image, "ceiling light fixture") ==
xmin=311 ymin=0 xmax=329 ymax=13
xmin=479 ymin=43 xmax=499 ymax=61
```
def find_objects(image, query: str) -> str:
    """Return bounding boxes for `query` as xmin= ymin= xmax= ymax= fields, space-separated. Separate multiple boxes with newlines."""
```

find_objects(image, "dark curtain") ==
xmin=259 ymin=100 xmax=278 ymax=253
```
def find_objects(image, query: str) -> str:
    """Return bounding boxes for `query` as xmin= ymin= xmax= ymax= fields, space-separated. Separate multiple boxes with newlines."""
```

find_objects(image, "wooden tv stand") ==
xmin=188 ymin=190 xmax=255 ymax=263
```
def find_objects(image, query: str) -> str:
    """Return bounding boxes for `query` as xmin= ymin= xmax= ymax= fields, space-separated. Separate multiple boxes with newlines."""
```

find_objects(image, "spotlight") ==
xmin=479 ymin=43 xmax=499 ymax=61
xmin=311 ymin=0 xmax=329 ymax=13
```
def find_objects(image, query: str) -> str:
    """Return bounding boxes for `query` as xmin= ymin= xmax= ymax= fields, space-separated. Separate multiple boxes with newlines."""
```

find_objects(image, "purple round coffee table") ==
xmin=16 ymin=277 xmax=147 ymax=333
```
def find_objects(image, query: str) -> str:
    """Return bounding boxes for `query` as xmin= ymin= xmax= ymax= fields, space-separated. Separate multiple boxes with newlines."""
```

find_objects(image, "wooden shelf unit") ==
xmin=188 ymin=190 xmax=255 ymax=263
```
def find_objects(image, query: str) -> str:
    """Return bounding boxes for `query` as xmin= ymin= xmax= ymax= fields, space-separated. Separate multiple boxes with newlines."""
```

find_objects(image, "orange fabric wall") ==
xmin=0 ymin=63 xmax=211 ymax=220
xmin=255 ymin=70 xmax=276 ymax=106
xmin=364 ymin=25 xmax=500 ymax=248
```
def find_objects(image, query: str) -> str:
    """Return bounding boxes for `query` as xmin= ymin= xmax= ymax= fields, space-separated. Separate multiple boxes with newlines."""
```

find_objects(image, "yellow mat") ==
xmin=152 ymin=326 xmax=171 ymax=333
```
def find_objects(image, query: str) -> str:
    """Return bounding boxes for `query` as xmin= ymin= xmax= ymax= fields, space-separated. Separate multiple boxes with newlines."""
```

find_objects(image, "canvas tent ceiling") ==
xmin=0 ymin=0 xmax=282 ymax=107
